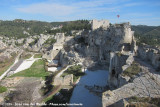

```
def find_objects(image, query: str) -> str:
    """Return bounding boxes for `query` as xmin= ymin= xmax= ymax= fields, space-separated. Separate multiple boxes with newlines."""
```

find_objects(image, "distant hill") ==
xmin=0 ymin=19 xmax=91 ymax=38
xmin=0 ymin=19 xmax=53 ymax=38
xmin=131 ymin=25 xmax=157 ymax=34
xmin=0 ymin=19 xmax=159 ymax=46
xmin=131 ymin=25 xmax=160 ymax=46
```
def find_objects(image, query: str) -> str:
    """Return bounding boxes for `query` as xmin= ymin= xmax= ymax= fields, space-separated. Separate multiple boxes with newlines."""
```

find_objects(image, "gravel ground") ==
xmin=3 ymin=77 xmax=43 ymax=107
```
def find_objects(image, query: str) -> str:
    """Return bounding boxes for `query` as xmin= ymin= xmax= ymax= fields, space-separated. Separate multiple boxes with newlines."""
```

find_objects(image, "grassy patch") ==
xmin=0 ymin=86 xmax=7 ymax=93
xmin=61 ymin=65 xmax=85 ymax=82
xmin=43 ymin=38 xmax=56 ymax=45
xmin=117 ymin=52 xmax=122 ymax=57
xmin=122 ymin=61 xmax=141 ymax=78
xmin=34 ymin=54 xmax=42 ymax=58
xmin=10 ymin=59 xmax=49 ymax=79
xmin=0 ymin=53 xmax=16 ymax=76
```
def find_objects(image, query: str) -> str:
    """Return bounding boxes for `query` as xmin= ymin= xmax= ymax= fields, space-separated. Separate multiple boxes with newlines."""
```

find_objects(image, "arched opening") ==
xmin=56 ymin=49 xmax=58 ymax=50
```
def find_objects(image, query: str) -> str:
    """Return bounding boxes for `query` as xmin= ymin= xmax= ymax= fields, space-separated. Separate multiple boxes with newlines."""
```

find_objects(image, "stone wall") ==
xmin=55 ymin=33 xmax=65 ymax=44
xmin=137 ymin=44 xmax=160 ymax=70
xmin=53 ymin=74 xmax=73 ymax=85
xmin=91 ymin=19 xmax=110 ymax=30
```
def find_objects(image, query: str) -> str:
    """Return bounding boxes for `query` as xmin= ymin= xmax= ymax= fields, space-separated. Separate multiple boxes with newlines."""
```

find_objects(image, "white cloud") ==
xmin=71 ymin=0 xmax=117 ymax=8
xmin=124 ymin=13 xmax=152 ymax=17
xmin=16 ymin=0 xmax=121 ymax=20
xmin=124 ymin=2 xmax=143 ymax=7
xmin=17 ymin=3 xmax=75 ymax=16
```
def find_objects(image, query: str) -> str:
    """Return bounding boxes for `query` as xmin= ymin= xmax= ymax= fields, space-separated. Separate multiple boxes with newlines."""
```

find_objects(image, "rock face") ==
xmin=17 ymin=38 xmax=24 ymax=44
xmin=43 ymin=33 xmax=83 ymax=67
xmin=0 ymin=46 xmax=20 ymax=61
xmin=30 ymin=34 xmax=51 ymax=51
xmin=102 ymin=66 xmax=160 ymax=107
xmin=53 ymin=74 xmax=73 ymax=85
xmin=42 ymin=33 xmax=67 ymax=60
xmin=75 ymin=22 xmax=135 ymax=64
xmin=0 ymin=40 xmax=7 ymax=50
xmin=137 ymin=44 xmax=160 ymax=70
xmin=108 ymin=52 xmax=135 ymax=88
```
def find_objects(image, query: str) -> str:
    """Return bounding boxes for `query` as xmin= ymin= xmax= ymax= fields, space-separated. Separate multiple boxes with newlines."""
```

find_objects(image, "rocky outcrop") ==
xmin=29 ymin=34 xmax=51 ymax=51
xmin=137 ymin=44 xmax=160 ymax=70
xmin=53 ymin=74 xmax=73 ymax=85
xmin=0 ymin=46 xmax=20 ymax=60
xmin=59 ymin=49 xmax=82 ymax=67
xmin=0 ymin=40 xmax=7 ymax=50
xmin=17 ymin=38 xmax=24 ymax=44
xmin=75 ymin=22 xmax=135 ymax=64
xmin=102 ymin=66 xmax=160 ymax=107
xmin=107 ymin=52 xmax=135 ymax=88
xmin=43 ymin=33 xmax=83 ymax=67
xmin=50 ymin=33 xmax=65 ymax=60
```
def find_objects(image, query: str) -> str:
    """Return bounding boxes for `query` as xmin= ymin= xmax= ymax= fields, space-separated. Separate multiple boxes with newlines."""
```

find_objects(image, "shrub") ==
xmin=122 ymin=61 xmax=141 ymax=78
xmin=61 ymin=65 xmax=85 ymax=82
xmin=0 ymin=86 xmax=7 ymax=93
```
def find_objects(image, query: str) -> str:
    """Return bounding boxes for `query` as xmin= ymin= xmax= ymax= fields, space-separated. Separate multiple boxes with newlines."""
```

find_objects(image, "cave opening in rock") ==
xmin=112 ymin=68 xmax=116 ymax=76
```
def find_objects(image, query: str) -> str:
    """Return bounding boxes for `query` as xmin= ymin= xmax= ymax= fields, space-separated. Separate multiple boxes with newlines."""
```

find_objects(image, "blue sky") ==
xmin=0 ymin=0 xmax=160 ymax=26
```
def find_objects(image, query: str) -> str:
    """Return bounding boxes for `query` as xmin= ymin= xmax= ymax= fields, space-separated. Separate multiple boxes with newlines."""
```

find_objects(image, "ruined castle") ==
xmin=75 ymin=19 xmax=137 ymax=88
xmin=43 ymin=19 xmax=137 ymax=88
xmin=87 ymin=20 xmax=160 ymax=89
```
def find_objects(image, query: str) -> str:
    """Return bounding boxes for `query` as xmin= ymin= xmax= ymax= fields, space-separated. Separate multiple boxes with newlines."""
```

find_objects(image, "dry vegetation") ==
xmin=0 ymin=53 xmax=16 ymax=76
xmin=127 ymin=96 xmax=160 ymax=107
xmin=19 ymin=52 xmax=32 ymax=59
xmin=0 ymin=86 xmax=7 ymax=93
xmin=122 ymin=61 xmax=141 ymax=78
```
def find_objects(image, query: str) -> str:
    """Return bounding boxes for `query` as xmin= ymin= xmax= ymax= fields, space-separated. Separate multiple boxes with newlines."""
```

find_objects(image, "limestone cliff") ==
xmin=73 ymin=21 xmax=137 ymax=88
